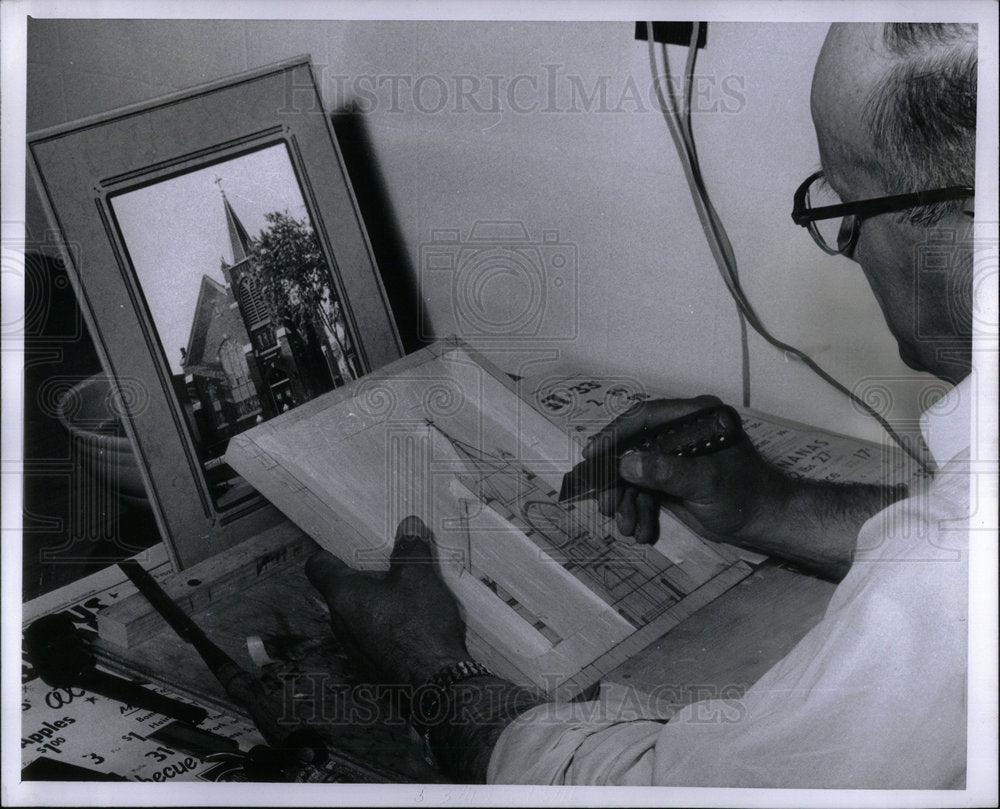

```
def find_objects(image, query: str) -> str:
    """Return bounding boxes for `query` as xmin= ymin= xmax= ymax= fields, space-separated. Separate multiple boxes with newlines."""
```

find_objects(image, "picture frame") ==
xmin=27 ymin=57 xmax=403 ymax=569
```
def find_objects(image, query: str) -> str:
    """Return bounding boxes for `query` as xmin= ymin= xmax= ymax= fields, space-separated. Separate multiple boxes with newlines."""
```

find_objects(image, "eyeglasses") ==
xmin=791 ymin=170 xmax=975 ymax=256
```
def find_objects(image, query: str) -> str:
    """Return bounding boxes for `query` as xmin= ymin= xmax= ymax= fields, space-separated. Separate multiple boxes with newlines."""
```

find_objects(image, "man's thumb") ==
xmin=390 ymin=515 xmax=436 ymax=567
xmin=619 ymin=450 xmax=693 ymax=496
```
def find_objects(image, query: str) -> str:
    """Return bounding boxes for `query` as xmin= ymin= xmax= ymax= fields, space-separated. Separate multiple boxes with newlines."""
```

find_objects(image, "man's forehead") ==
xmin=812 ymin=24 xmax=888 ymax=117
xmin=811 ymin=24 xmax=890 ymax=177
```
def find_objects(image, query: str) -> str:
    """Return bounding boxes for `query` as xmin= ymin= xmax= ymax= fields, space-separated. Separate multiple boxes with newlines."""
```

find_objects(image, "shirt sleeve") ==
xmin=488 ymin=464 xmax=968 ymax=788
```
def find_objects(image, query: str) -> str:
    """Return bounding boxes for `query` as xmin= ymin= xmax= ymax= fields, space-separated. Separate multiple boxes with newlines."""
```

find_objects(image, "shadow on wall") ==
xmin=330 ymin=103 xmax=427 ymax=355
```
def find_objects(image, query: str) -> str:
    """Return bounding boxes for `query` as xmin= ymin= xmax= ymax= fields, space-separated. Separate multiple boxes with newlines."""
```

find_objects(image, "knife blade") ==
xmin=558 ymin=404 xmax=743 ymax=503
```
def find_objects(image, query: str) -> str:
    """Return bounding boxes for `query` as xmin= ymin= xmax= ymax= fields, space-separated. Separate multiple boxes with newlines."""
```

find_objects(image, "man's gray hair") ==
xmin=864 ymin=23 xmax=977 ymax=225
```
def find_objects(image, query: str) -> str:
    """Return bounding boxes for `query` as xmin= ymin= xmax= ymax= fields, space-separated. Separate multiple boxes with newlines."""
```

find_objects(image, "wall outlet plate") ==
xmin=634 ymin=22 xmax=707 ymax=49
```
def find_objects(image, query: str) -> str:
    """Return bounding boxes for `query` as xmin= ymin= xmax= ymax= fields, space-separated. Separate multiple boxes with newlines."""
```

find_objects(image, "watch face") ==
xmin=410 ymin=683 xmax=448 ymax=731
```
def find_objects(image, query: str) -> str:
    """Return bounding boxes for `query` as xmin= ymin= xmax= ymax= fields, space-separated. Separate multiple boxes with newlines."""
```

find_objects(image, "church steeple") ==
xmin=216 ymin=178 xmax=254 ymax=266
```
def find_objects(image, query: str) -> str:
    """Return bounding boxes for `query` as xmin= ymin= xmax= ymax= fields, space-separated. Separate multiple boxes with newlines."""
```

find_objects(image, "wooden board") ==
xmin=220 ymin=339 xmax=751 ymax=697
xmin=85 ymin=557 xmax=832 ymax=782
xmin=97 ymin=521 xmax=312 ymax=648
xmin=606 ymin=562 xmax=838 ymax=714
xmin=92 ymin=562 xmax=445 ymax=783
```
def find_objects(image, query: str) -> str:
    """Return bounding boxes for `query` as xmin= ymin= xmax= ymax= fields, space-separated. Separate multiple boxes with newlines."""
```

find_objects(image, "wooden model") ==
xmin=224 ymin=339 xmax=751 ymax=696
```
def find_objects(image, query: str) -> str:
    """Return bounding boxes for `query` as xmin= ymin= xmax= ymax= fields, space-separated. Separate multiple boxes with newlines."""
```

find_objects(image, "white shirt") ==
xmin=489 ymin=379 xmax=971 ymax=788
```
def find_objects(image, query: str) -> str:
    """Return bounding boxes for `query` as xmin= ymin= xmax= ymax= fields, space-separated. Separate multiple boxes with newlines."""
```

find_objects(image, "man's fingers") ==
xmin=597 ymin=486 xmax=621 ymax=517
xmin=633 ymin=491 xmax=661 ymax=544
xmin=582 ymin=396 xmax=722 ymax=459
xmin=325 ymin=607 xmax=383 ymax=682
xmin=306 ymin=549 xmax=375 ymax=620
xmin=619 ymin=449 xmax=706 ymax=499
xmin=325 ymin=603 xmax=358 ymax=649
xmin=390 ymin=535 xmax=435 ymax=566
xmin=616 ymin=488 xmax=637 ymax=536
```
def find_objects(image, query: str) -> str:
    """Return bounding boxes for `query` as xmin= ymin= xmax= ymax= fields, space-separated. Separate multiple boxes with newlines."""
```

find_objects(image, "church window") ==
xmin=237 ymin=276 xmax=268 ymax=325
xmin=219 ymin=338 xmax=260 ymax=419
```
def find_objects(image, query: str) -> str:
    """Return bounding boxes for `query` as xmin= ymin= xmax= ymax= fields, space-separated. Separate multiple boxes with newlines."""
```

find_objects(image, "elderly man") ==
xmin=306 ymin=23 xmax=976 ymax=787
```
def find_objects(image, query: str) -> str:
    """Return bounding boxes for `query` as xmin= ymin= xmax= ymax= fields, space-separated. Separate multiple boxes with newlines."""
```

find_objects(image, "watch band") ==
xmin=409 ymin=660 xmax=494 ymax=735
xmin=429 ymin=660 xmax=493 ymax=692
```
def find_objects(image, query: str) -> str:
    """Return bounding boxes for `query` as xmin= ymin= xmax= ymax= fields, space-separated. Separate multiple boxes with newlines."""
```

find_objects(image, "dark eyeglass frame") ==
xmin=792 ymin=170 xmax=975 ymax=256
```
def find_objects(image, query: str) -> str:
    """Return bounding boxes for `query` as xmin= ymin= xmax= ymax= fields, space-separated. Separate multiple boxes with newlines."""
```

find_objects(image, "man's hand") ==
xmin=305 ymin=515 xmax=469 ymax=687
xmin=307 ymin=516 xmax=548 ymax=783
xmin=586 ymin=395 xmax=782 ymax=546
xmin=587 ymin=395 xmax=903 ymax=580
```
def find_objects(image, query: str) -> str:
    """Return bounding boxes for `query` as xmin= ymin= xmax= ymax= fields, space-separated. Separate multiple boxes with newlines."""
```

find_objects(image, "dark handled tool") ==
xmin=558 ymin=404 xmax=743 ymax=504
xmin=117 ymin=560 xmax=327 ymax=779
xmin=24 ymin=613 xmax=208 ymax=726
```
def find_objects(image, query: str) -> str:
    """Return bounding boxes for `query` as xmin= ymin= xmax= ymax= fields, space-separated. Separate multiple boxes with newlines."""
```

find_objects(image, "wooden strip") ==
xmin=448 ymin=478 xmax=635 ymax=643
xmin=607 ymin=564 xmax=837 ymax=702
xmin=465 ymin=629 xmax=540 ymax=688
xmin=23 ymin=543 xmax=170 ymax=625
xmin=97 ymin=522 xmax=313 ymax=648
xmin=579 ymin=561 xmax=753 ymax=682
xmin=227 ymin=432 xmax=380 ymax=565
xmin=443 ymin=569 xmax=553 ymax=660
xmin=548 ymin=563 xmax=753 ymax=700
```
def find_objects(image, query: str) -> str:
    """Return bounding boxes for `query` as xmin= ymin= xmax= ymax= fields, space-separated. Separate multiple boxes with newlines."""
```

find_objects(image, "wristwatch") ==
xmin=408 ymin=660 xmax=493 ymax=765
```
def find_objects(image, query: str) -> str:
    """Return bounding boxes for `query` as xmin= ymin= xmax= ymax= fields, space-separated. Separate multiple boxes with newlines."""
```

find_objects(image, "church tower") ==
xmin=212 ymin=183 xmax=335 ymax=416
xmin=214 ymin=184 xmax=276 ymax=360
xmin=221 ymin=188 xmax=254 ymax=266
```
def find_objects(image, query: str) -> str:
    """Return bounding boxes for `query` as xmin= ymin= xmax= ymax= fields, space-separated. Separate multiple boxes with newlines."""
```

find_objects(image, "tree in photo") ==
xmin=247 ymin=211 xmax=360 ymax=384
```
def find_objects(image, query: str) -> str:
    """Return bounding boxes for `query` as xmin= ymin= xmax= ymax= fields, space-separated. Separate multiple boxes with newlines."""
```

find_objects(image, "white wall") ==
xmin=26 ymin=19 xmax=931 ymax=443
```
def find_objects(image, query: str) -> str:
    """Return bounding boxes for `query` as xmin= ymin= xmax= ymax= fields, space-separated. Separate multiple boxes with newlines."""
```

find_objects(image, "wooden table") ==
xmin=608 ymin=561 xmax=836 ymax=705
xmin=92 ymin=554 xmax=836 ymax=782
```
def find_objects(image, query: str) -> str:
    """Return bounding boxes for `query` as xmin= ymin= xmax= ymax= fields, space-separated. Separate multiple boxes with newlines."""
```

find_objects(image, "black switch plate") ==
xmin=634 ymin=22 xmax=707 ymax=49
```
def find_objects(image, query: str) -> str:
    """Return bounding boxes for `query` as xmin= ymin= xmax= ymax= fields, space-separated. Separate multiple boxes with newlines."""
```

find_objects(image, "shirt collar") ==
xmin=920 ymin=375 xmax=973 ymax=469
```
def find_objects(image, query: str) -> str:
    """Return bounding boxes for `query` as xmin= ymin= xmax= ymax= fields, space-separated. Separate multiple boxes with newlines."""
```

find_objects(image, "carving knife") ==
xmin=558 ymin=404 xmax=743 ymax=504
xmin=117 ymin=560 xmax=327 ymax=777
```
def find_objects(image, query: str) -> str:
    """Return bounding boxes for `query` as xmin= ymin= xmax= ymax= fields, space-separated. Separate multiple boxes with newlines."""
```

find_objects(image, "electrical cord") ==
xmin=645 ymin=22 xmax=930 ymax=472
xmin=647 ymin=27 xmax=751 ymax=405
xmin=676 ymin=28 xmax=752 ymax=407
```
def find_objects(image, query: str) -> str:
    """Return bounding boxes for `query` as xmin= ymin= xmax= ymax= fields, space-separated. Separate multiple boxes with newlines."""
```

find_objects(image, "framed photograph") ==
xmin=5 ymin=7 xmax=994 ymax=804
xmin=28 ymin=58 xmax=403 ymax=568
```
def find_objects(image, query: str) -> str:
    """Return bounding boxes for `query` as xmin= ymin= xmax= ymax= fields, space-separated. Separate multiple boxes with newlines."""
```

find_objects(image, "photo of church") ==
xmin=173 ymin=188 xmax=360 ymax=471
